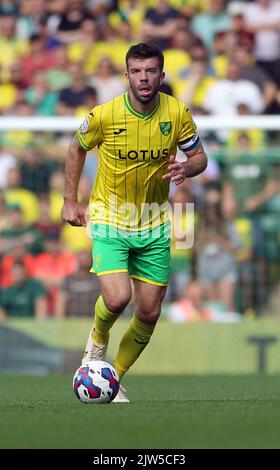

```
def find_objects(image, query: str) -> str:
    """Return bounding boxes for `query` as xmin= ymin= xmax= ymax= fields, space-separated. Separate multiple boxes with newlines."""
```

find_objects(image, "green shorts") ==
xmin=91 ymin=223 xmax=171 ymax=286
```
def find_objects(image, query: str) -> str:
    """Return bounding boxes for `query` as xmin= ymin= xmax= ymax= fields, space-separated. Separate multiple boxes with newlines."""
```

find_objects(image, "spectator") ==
xmin=195 ymin=183 xmax=241 ymax=312
xmin=33 ymin=195 xmax=61 ymax=238
xmin=24 ymin=70 xmax=58 ymax=116
xmin=227 ymin=1 xmax=255 ymax=50
xmin=87 ymin=0 xmax=114 ymax=25
xmin=168 ymin=187 xmax=194 ymax=301
xmin=167 ymin=277 xmax=241 ymax=322
xmin=61 ymin=222 xmax=92 ymax=253
xmin=45 ymin=45 xmax=72 ymax=91
xmin=222 ymin=134 xmax=279 ymax=312
xmin=3 ymin=168 xmax=39 ymax=224
xmin=222 ymin=138 xmax=278 ymax=222
xmin=178 ymin=58 xmax=216 ymax=110
xmin=243 ymin=0 xmax=280 ymax=83
xmin=204 ymin=61 xmax=264 ymax=118
xmin=191 ymin=0 xmax=230 ymax=50
xmin=167 ymin=278 xmax=212 ymax=322
xmin=20 ymin=33 xmax=56 ymax=87
xmin=1 ymin=102 xmax=35 ymax=163
xmin=110 ymin=20 xmax=136 ymax=72
xmin=0 ymin=243 xmax=36 ymax=288
xmin=233 ymin=46 xmax=278 ymax=113
xmin=0 ymin=145 xmax=16 ymax=190
xmin=36 ymin=15 xmax=62 ymax=51
xmin=56 ymin=62 xmax=97 ymax=115
xmin=55 ymin=0 xmax=93 ymax=44
xmin=0 ymin=73 xmax=18 ymax=114
xmin=0 ymin=261 xmax=47 ymax=319
xmin=67 ymin=18 xmax=99 ymax=72
xmin=19 ymin=143 xmax=55 ymax=195
xmin=8 ymin=61 xmax=26 ymax=93
xmin=32 ymin=231 xmax=77 ymax=316
xmin=226 ymin=103 xmax=267 ymax=151
xmin=0 ymin=14 xmax=29 ymax=80
xmin=57 ymin=250 xmax=100 ymax=317
xmin=108 ymin=0 xmax=145 ymax=38
xmin=16 ymin=0 xmax=47 ymax=40
xmin=0 ymin=194 xmax=9 ymax=232
xmin=204 ymin=60 xmax=265 ymax=142
xmin=0 ymin=203 xmax=42 ymax=256
xmin=48 ymin=170 xmax=65 ymax=223
xmin=0 ymin=1 xmax=18 ymax=15
xmin=88 ymin=56 xmax=126 ymax=104
xmin=141 ymin=0 xmax=181 ymax=50
xmin=164 ymin=24 xmax=201 ymax=87
xmin=212 ymin=2 xmax=255 ymax=78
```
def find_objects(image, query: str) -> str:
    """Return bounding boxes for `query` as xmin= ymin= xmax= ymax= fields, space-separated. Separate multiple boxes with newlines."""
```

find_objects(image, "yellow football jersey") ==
xmin=77 ymin=92 xmax=199 ymax=231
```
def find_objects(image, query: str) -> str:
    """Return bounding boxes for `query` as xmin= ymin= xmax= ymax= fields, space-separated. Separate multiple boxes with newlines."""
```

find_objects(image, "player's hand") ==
xmin=162 ymin=155 xmax=186 ymax=185
xmin=61 ymin=200 xmax=87 ymax=227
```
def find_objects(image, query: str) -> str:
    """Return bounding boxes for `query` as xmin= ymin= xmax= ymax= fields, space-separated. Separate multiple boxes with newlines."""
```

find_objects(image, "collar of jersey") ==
xmin=124 ymin=92 xmax=160 ymax=120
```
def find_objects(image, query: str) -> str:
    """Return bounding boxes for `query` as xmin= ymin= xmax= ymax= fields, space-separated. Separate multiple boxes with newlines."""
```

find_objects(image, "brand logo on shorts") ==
xmin=159 ymin=122 xmax=172 ymax=136
xmin=94 ymin=255 xmax=102 ymax=269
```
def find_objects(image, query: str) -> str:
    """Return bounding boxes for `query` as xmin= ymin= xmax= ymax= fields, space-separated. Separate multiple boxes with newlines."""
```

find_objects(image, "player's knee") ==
xmin=136 ymin=307 xmax=161 ymax=325
xmin=104 ymin=295 xmax=131 ymax=314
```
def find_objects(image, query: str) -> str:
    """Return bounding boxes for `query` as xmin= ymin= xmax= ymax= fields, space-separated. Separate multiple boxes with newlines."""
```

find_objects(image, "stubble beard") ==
xmin=130 ymin=81 xmax=161 ymax=104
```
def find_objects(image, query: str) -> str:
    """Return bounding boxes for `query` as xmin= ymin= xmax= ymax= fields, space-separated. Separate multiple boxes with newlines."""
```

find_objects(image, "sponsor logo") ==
xmin=117 ymin=149 xmax=169 ymax=160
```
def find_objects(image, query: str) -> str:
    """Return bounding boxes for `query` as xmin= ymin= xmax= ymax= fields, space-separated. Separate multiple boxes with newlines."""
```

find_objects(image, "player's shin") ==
xmin=83 ymin=296 xmax=122 ymax=363
xmin=113 ymin=314 xmax=156 ymax=380
xmin=92 ymin=295 xmax=121 ymax=345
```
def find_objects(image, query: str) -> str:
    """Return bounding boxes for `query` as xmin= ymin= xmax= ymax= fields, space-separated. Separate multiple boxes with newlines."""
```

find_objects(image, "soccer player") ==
xmin=62 ymin=43 xmax=207 ymax=402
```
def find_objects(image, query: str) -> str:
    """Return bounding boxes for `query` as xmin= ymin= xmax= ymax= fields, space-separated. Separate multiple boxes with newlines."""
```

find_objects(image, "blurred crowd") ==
xmin=0 ymin=0 xmax=280 ymax=321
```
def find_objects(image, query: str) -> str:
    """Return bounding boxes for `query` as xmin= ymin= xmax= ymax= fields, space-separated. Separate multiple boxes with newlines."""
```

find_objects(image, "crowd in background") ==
xmin=0 ymin=0 xmax=280 ymax=321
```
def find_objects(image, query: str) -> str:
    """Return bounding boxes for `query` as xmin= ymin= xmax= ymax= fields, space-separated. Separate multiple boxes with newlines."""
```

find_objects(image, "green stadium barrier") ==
xmin=3 ymin=318 xmax=280 ymax=375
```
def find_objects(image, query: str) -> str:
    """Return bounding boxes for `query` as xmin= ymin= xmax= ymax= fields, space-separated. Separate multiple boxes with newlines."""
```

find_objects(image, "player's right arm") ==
xmin=61 ymin=135 xmax=88 ymax=227
xmin=62 ymin=107 xmax=103 ymax=227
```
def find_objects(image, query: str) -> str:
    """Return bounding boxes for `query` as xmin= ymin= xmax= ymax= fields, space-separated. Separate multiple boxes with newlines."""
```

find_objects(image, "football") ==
xmin=73 ymin=360 xmax=119 ymax=404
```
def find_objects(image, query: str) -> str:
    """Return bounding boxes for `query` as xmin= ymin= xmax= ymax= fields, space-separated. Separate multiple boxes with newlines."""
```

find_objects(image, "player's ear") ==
xmin=160 ymin=72 xmax=165 ymax=85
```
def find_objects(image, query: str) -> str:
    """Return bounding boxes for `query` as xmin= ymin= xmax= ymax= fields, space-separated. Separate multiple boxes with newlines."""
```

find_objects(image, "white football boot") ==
xmin=112 ymin=384 xmax=130 ymax=403
xmin=82 ymin=329 xmax=107 ymax=365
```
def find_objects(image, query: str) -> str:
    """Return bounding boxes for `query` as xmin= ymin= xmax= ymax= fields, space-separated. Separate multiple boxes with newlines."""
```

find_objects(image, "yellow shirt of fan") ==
xmin=77 ymin=92 xmax=199 ymax=231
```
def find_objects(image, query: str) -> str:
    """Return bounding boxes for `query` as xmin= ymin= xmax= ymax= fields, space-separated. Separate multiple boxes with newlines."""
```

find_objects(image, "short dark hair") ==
xmin=126 ymin=43 xmax=164 ymax=72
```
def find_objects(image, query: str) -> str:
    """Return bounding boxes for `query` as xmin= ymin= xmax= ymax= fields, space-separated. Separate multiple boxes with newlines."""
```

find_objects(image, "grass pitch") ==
xmin=0 ymin=374 xmax=279 ymax=449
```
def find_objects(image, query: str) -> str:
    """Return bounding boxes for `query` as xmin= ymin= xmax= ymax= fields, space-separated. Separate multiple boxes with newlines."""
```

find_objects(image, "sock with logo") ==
xmin=91 ymin=296 xmax=121 ymax=345
xmin=114 ymin=314 xmax=156 ymax=380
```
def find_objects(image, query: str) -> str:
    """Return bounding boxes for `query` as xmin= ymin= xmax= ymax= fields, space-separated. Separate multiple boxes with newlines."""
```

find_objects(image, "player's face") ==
xmin=126 ymin=57 xmax=165 ymax=103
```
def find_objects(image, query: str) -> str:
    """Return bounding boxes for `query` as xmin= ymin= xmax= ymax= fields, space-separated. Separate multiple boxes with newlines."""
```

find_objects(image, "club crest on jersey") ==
xmin=159 ymin=122 xmax=172 ymax=136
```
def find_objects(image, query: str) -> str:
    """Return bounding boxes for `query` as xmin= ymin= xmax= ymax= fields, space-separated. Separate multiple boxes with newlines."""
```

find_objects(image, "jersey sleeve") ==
xmin=76 ymin=107 xmax=103 ymax=151
xmin=177 ymin=106 xmax=200 ymax=153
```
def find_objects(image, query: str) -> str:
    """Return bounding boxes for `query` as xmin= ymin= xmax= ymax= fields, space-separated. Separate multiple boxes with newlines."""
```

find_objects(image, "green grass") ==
xmin=0 ymin=374 xmax=280 ymax=449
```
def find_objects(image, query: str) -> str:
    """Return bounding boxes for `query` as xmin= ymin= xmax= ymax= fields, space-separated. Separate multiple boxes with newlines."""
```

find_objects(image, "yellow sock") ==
xmin=114 ymin=314 xmax=156 ymax=381
xmin=91 ymin=296 xmax=121 ymax=345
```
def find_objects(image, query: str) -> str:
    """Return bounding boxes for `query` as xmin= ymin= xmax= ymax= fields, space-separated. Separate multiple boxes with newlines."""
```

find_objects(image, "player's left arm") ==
xmin=162 ymin=142 xmax=208 ymax=185
xmin=163 ymin=105 xmax=207 ymax=185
